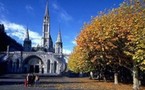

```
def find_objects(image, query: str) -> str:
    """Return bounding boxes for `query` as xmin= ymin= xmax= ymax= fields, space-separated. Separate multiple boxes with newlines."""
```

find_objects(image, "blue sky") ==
xmin=0 ymin=0 xmax=124 ymax=54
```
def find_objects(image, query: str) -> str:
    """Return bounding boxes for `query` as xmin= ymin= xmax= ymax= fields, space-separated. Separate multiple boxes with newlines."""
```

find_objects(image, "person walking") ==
xmin=34 ymin=74 xmax=40 ymax=87
xmin=30 ymin=73 xmax=35 ymax=86
xmin=24 ymin=73 xmax=30 ymax=87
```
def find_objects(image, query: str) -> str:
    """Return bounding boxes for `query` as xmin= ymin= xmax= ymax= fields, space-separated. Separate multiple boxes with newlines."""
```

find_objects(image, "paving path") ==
xmin=0 ymin=74 xmax=144 ymax=90
xmin=0 ymin=75 xmax=98 ymax=90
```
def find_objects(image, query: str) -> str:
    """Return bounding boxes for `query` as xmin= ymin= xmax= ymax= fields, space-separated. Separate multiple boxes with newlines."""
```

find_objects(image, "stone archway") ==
xmin=23 ymin=55 xmax=43 ymax=73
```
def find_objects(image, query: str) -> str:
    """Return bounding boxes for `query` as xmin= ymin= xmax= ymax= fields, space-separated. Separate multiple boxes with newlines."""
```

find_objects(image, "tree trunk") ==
xmin=90 ymin=71 xmax=94 ymax=79
xmin=79 ymin=72 xmax=83 ymax=77
xmin=102 ymin=72 xmax=107 ymax=82
xmin=133 ymin=64 xmax=139 ymax=90
xmin=114 ymin=72 xmax=118 ymax=84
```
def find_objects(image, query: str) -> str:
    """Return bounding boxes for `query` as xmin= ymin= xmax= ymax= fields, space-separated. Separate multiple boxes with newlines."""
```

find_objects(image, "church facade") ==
xmin=0 ymin=3 xmax=67 ymax=75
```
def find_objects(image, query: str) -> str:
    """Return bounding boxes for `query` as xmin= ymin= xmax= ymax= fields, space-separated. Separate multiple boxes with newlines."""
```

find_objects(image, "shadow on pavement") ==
xmin=0 ymin=81 xmax=24 ymax=85
xmin=0 ymin=80 xmax=86 ymax=86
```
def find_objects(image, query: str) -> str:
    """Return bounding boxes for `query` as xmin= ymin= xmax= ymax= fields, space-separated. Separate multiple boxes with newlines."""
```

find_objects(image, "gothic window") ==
xmin=9 ymin=60 xmax=12 ymax=68
xmin=58 ymin=48 xmax=61 ymax=53
xmin=47 ymin=60 xmax=50 ymax=73
xmin=44 ymin=38 xmax=46 ymax=43
xmin=16 ymin=59 xmax=19 ymax=69
xmin=54 ymin=61 xmax=57 ymax=73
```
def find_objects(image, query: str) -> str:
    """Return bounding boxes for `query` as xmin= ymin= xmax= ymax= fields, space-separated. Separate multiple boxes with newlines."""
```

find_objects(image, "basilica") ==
xmin=0 ymin=3 xmax=67 ymax=75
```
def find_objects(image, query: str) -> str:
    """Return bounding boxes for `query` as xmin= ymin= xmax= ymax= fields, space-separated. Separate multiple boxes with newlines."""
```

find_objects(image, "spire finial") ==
xmin=59 ymin=23 xmax=61 ymax=33
xmin=56 ymin=25 xmax=62 ymax=43
xmin=45 ymin=0 xmax=49 ymax=16
xmin=26 ymin=27 xmax=29 ymax=40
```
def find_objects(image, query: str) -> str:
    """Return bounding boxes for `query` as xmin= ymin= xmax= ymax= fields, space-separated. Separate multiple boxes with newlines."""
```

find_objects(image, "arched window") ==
xmin=47 ymin=60 xmax=50 ymax=73
xmin=16 ymin=59 xmax=19 ymax=69
xmin=9 ymin=60 xmax=12 ymax=68
xmin=8 ymin=60 xmax=12 ymax=72
xmin=54 ymin=61 xmax=57 ymax=73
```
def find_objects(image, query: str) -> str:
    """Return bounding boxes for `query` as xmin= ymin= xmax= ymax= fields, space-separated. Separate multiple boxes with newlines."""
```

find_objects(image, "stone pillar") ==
xmin=50 ymin=63 xmax=52 ymax=73
xmin=56 ymin=63 xmax=59 ymax=74
xmin=13 ymin=62 xmax=15 ymax=73
xmin=59 ymin=63 xmax=63 ymax=74
xmin=50 ymin=63 xmax=54 ymax=74
xmin=19 ymin=59 xmax=22 ymax=72
xmin=12 ymin=62 xmax=14 ymax=72
xmin=14 ymin=62 xmax=16 ymax=72
xmin=43 ymin=63 xmax=47 ymax=74
xmin=39 ymin=62 xmax=42 ymax=74
xmin=39 ymin=66 xmax=42 ymax=74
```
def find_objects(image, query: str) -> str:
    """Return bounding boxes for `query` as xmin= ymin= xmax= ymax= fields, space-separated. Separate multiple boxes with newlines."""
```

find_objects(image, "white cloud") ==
xmin=60 ymin=10 xmax=72 ymax=21
xmin=52 ymin=2 xmax=73 ymax=22
xmin=0 ymin=20 xmax=25 ymax=40
xmin=0 ymin=20 xmax=41 ymax=47
xmin=72 ymin=40 xmax=77 ymax=45
xmin=63 ymin=49 xmax=71 ymax=54
xmin=0 ymin=2 xmax=5 ymax=12
xmin=71 ymin=37 xmax=77 ymax=45
xmin=52 ymin=3 xmax=59 ymax=10
xmin=11 ymin=31 xmax=25 ymax=40
xmin=25 ymin=5 xmax=33 ymax=11
xmin=0 ymin=2 xmax=8 ymax=18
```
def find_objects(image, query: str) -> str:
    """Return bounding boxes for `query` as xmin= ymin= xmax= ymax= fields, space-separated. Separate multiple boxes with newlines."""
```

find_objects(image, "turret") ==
xmin=23 ymin=28 xmax=31 ymax=51
xmin=55 ymin=29 xmax=63 ymax=54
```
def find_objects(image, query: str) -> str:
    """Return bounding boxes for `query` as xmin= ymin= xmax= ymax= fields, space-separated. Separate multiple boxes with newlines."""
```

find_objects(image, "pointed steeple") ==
xmin=23 ymin=27 xmax=31 ymax=51
xmin=26 ymin=27 xmax=29 ymax=40
xmin=45 ymin=1 xmax=49 ymax=17
xmin=55 ymin=27 xmax=63 ymax=54
xmin=24 ymin=27 xmax=30 ymax=41
xmin=42 ymin=0 xmax=53 ymax=52
xmin=56 ymin=28 xmax=62 ymax=43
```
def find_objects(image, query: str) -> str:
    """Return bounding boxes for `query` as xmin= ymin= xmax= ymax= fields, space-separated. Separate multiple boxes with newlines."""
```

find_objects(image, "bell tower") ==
xmin=42 ymin=1 xmax=53 ymax=52
xmin=55 ymin=29 xmax=63 ymax=54
xmin=23 ymin=28 xmax=31 ymax=51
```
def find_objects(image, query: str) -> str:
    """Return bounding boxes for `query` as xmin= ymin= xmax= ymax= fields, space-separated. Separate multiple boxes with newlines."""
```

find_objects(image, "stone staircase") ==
xmin=0 ymin=73 xmax=62 ymax=79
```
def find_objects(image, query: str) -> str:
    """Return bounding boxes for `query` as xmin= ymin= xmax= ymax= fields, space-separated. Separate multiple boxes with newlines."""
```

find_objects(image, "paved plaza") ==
xmin=0 ymin=74 xmax=145 ymax=90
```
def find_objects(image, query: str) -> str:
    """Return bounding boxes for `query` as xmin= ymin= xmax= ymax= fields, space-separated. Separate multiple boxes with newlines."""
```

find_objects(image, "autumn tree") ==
xmin=68 ymin=46 xmax=94 ymax=73
xmin=121 ymin=0 xmax=145 ymax=89
xmin=68 ymin=0 xmax=145 ymax=89
xmin=76 ymin=4 xmax=133 ymax=83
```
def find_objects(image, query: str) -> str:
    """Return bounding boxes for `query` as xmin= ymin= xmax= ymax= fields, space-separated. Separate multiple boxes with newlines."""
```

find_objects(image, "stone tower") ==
xmin=23 ymin=28 xmax=31 ymax=51
xmin=42 ymin=1 xmax=53 ymax=52
xmin=55 ymin=29 xmax=63 ymax=54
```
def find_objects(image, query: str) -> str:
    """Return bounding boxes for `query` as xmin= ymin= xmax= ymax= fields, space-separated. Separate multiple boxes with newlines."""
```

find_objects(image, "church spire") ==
xmin=55 ymin=27 xmax=63 ymax=54
xmin=56 ymin=27 xmax=62 ymax=43
xmin=45 ymin=0 xmax=49 ymax=17
xmin=42 ymin=0 xmax=53 ymax=52
xmin=26 ymin=27 xmax=29 ymax=40
xmin=23 ymin=27 xmax=31 ymax=51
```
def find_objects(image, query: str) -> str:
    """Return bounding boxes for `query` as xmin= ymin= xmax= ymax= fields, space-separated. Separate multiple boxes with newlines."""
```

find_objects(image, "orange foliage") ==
xmin=68 ymin=0 xmax=145 ymax=72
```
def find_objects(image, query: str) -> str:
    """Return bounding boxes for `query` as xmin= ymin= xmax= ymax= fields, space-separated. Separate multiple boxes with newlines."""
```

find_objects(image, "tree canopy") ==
xmin=68 ymin=0 xmax=145 ymax=73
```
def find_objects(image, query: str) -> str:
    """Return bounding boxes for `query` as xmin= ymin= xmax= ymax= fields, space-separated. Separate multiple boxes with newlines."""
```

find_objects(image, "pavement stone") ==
xmin=1 ymin=74 xmax=144 ymax=90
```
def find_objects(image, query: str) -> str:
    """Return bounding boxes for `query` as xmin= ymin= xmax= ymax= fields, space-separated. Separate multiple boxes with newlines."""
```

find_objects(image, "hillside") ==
xmin=0 ymin=24 xmax=23 ymax=52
